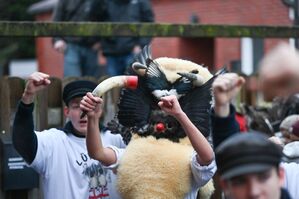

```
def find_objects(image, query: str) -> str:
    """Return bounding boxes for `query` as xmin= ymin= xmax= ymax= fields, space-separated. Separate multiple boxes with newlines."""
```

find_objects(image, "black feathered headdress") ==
xmin=108 ymin=46 xmax=225 ymax=144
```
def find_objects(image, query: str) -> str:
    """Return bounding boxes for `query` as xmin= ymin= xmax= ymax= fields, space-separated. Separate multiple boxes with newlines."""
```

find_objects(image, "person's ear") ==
xmin=63 ymin=106 xmax=69 ymax=117
xmin=219 ymin=179 xmax=231 ymax=197
xmin=219 ymin=178 xmax=228 ymax=190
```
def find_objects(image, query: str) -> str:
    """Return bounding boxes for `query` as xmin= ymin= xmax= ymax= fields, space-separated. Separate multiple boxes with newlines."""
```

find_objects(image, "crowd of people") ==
xmin=52 ymin=0 xmax=154 ymax=78
xmin=12 ymin=9 xmax=299 ymax=197
xmin=13 ymin=41 xmax=299 ymax=199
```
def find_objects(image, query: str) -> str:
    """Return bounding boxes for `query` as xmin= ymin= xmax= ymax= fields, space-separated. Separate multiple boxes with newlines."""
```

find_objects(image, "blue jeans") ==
xmin=64 ymin=43 xmax=100 ymax=77
xmin=106 ymin=54 xmax=134 ymax=76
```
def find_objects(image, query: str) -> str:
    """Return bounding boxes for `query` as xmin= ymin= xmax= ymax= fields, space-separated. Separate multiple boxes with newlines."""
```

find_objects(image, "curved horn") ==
xmin=132 ymin=62 xmax=147 ymax=76
xmin=80 ymin=75 xmax=138 ymax=118
xmin=93 ymin=75 xmax=138 ymax=97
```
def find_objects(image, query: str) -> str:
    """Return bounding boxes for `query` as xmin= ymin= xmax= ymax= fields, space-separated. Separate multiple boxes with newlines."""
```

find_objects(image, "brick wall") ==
xmin=151 ymin=0 xmax=292 ymax=70
xmin=34 ymin=0 xmax=293 ymax=77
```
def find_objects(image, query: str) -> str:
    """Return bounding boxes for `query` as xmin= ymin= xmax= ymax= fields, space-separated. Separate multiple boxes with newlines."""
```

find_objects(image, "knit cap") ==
xmin=280 ymin=115 xmax=299 ymax=133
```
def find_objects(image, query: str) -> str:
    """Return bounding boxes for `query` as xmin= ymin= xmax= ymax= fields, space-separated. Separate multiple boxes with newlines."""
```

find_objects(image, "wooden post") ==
xmin=0 ymin=77 xmax=31 ymax=199
xmin=36 ymin=77 xmax=63 ymax=131
xmin=0 ymin=76 xmax=24 ymax=142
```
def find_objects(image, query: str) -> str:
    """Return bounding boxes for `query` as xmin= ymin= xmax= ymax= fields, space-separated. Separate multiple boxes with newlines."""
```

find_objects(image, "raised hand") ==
xmin=80 ymin=92 xmax=103 ymax=119
xmin=212 ymin=73 xmax=245 ymax=117
xmin=22 ymin=72 xmax=51 ymax=104
xmin=259 ymin=43 xmax=299 ymax=101
xmin=158 ymin=95 xmax=183 ymax=118
xmin=54 ymin=40 xmax=67 ymax=53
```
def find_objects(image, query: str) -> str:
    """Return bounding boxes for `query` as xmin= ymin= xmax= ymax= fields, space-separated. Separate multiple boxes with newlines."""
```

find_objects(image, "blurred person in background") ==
xmin=52 ymin=0 xmax=107 ymax=77
xmin=259 ymin=43 xmax=299 ymax=101
xmin=101 ymin=0 xmax=154 ymax=76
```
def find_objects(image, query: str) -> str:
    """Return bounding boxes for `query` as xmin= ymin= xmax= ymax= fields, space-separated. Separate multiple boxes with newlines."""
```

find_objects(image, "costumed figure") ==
xmin=82 ymin=46 xmax=224 ymax=199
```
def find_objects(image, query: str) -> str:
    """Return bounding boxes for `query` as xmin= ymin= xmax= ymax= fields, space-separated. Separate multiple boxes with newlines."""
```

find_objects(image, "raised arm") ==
xmin=12 ymin=72 xmax=51 ymax=164
xmin=211 ymin=73 xmax=245 ymax=148
xmin=158 ymin=95 xmax=213 ymax=165
xmin=259 ymin=43 xmax=299 ymax=101
xmin=80 ymin=92 xmax=117 ymax=166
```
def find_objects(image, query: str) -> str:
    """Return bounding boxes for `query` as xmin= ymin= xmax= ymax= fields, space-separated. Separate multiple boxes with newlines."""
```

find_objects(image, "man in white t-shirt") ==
xmin=12 ymin=72 xmax=125 ymax=199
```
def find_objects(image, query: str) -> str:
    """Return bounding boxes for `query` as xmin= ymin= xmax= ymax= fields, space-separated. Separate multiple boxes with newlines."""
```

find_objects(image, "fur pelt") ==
xmin=115 ymin=55 xmax=215 ymax=199
xmin=155 ymin=57 xmax=212 ymax=84
xmin=117 ymin=135 xmax=214 ymax=199
xmin=199 ymin=180 xmax=215 ymax=199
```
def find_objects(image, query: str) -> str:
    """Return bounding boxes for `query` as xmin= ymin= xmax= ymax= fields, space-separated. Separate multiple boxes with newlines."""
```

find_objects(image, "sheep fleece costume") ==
xmin=114 ymin=57 xmax=215 ymax=199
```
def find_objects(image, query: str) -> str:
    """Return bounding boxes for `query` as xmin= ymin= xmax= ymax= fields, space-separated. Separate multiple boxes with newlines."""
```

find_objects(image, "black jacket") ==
xmin=101 ymin=0 xmax=155 ymax=55
xmin=52 ymin=0 xmax=107 ymax=46
xmin=211 ymin=105 xmax=240 ymax=149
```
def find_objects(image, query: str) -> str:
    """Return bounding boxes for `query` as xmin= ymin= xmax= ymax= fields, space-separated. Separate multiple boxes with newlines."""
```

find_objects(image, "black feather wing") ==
xmin=172 ymin=76 xmax=193 ymax=95
xmin=117 ymin=87 xmax=152 ymax=127
xmin=135 ymin=45 xmax=152 ymax=66
xmin=179 ymin=68 xmax=226 ymax=137
xmin=179 ymin=76 xmax=216 ymax=137
xmin=145 ymin=60 xmax=170 ymax=91
xmin=118 ymin=45 xmax=162 ymax=127
xmin=134 ymin=45 xmax=170 ymax=92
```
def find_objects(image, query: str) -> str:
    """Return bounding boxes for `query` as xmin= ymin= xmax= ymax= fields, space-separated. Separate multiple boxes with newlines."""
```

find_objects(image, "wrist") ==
xmin=21 ymin=92 xmax=35 ymax=104
xmin=88 ymin=115 xmax=100 ymax=123
xmin=174 ymin=111 xmax=187 ymax=122
xmin=214 ymin=103 xmax=230 ymax=117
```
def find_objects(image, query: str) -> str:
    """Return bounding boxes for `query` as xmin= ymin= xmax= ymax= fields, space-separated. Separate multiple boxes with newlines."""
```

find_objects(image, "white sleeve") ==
xmin=29 ymin=129 xmax=59 ymax=176
xmin=103 ymin=145 xmax=125 ymax=169
xmin=190 ymin=151 xmax=217 ymax=187
xmin=101 ymin=130 xmax=126 ymax=149
xmin=281 ymin=162 xmax=299 ymax=199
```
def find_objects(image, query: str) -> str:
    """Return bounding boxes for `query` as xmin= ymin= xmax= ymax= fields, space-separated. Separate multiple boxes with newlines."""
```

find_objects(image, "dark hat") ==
xmin=63 ymin=80 xmax=97 ymax=105
xmin=215 ymin=132 xmax=282 ymax=180
xmin=292 ymin=120 xmax=299 ymax=137
xmin=280 ymin=114 xmax=299 ymax=131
